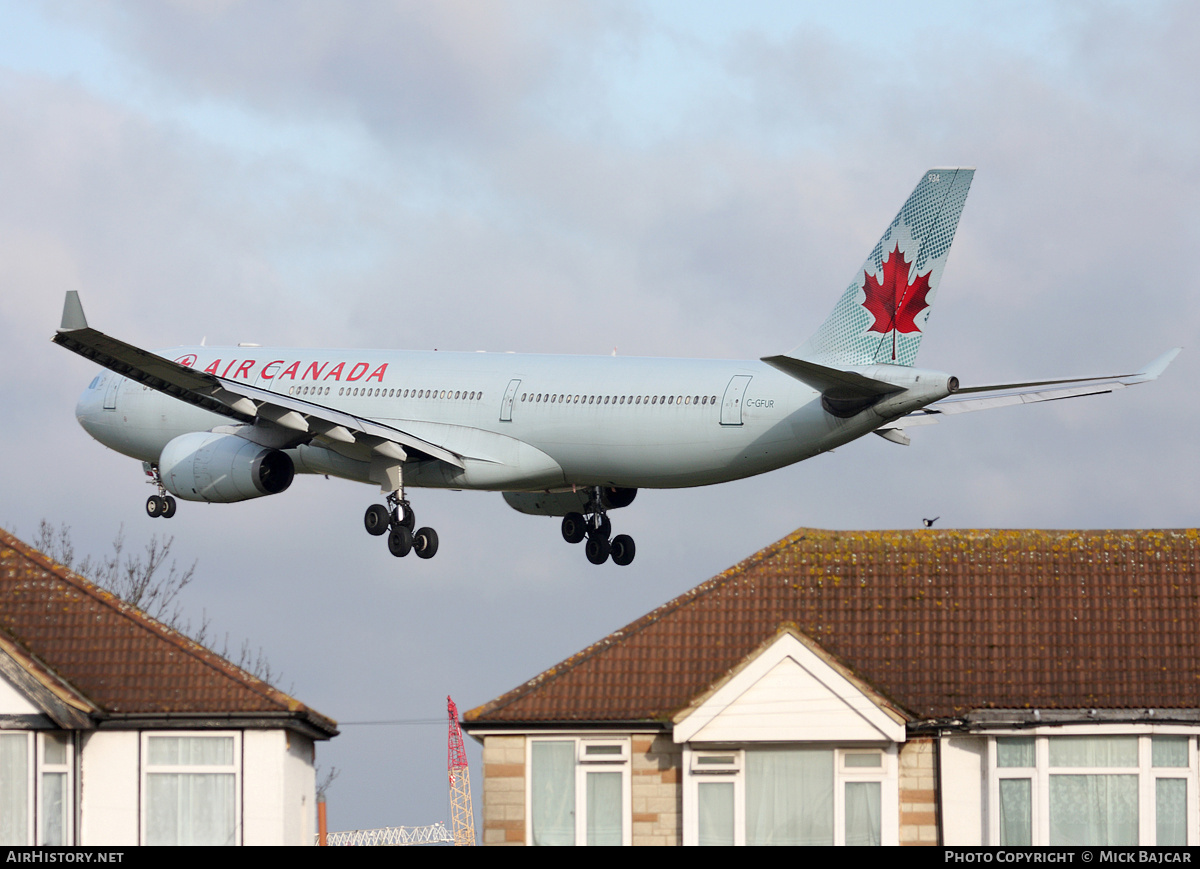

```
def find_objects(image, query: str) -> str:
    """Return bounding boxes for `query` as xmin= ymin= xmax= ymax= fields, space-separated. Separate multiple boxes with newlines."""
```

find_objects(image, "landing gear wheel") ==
xmin=161 ymin=496 xmax=177 ymax=519
xmin=610 ymin=534 xmax=636 ymax=566
xmin=413 ymin=527 xmax=439 ymax=559
xmin=146 ymin=496 xmax=164 ymax=518
xmin=585 ymin=535 xmax=611 ymax=565
xmin=589 ymin=513 xmax=612 ymax=540
xmin=364 ymin=504 xmax=390 ymax=536
xmin=388 ymin=526 xmax=413 ymax=557
xmin=562 ymin=512 xmax=586 ymax=544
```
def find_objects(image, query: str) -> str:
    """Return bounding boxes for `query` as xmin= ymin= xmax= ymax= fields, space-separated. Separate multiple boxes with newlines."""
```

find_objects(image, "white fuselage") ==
xmin=75 ymin=347 xmax=891 ymax=494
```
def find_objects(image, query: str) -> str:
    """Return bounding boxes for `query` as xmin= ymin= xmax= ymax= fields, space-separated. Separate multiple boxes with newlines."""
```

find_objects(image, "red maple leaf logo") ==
xmin=861 ymin=244 xmax=932 ymax=336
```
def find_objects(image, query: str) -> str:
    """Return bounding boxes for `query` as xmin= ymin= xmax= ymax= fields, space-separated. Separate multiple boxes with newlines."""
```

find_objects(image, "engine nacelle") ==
xmin=600 ymin=486 xmax=638 ymax=510
xmin=503 ymin=487 xmax=637 ymax=516
xmin=159 ymin=432 xmax=294 ymax=503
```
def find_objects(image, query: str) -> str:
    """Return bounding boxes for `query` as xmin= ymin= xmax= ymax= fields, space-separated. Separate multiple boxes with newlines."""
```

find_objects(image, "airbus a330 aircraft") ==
xmin=55 ymin=168 xmax=1178 ymax=566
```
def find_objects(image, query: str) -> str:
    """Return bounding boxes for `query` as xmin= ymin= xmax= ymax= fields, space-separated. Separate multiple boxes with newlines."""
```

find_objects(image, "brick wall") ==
xmin=630 ymin=734 xmax=681 ymax=845
xmin=899 ymin=737 xmax=939 ymax=845
xmin=480 ymin=734 xmax=526 ymax=845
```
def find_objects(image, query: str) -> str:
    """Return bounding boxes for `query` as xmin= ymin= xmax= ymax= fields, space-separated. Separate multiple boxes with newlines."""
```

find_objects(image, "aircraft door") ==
xmin=103 ymin=375 xmax=121 ymax=410
xmin=500 ymin=379 xmax=521 ymax=422
xmin=720 ymin=375 xmax=752 ymax=426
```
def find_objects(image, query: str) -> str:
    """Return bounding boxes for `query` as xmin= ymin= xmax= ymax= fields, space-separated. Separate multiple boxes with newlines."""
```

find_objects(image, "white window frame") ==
xmin=0 ymin=732 xmax=35 ymax=846
xmin=682 ymin=743 xmax=898 ymax=846
xmin=37 ymin=732 xmax=72 ymax=846
xmin=141 ymin=731 xmax=242 ymax=846
xmin=986 ymin=728 xmax=1199 ymax=846
xmin=525 ymin=735 xmax=632 ymax=846
xmin=0 ymin=732 xmax=75 ymax=847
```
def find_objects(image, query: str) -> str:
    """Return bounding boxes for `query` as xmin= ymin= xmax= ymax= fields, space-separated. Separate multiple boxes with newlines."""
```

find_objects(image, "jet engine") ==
xmin=503 ymin=486 xmax=637 ymax=516
xmin=159 ymin=432 xmax=294 ymax=503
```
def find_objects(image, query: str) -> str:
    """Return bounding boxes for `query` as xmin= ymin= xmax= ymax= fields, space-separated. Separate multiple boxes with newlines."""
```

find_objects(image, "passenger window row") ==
xmin=520 ymin=393 xmax=719 ymax=406
xmin=285 ymin=385 xmax=485 ymax=401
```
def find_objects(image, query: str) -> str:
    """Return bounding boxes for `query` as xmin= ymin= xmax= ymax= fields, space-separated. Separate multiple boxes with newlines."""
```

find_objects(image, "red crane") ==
xmin=446 ymin=695 xmax=475 ymax=846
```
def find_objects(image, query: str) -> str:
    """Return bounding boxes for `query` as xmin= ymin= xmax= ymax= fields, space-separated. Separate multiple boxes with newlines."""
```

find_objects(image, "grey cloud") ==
xmin=65 ymin=0 xmax=629 ymax=148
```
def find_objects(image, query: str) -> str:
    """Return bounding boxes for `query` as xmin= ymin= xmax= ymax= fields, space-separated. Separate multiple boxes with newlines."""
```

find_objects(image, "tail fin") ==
xmin=791 ymin=167 xmax=974 ymax=367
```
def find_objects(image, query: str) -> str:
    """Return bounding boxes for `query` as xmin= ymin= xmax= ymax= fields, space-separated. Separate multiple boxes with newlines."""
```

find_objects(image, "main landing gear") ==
xmin=144 ymin=464 xmax=177 ymax=519
xmin=364 ymin=492 xmax=439 ymax=559
xmin=561 ymin=487 xmax=635 ymax=567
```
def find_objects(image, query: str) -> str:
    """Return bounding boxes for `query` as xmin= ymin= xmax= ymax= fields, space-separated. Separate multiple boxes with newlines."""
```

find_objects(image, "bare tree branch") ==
xmin=316 ymin=765 xmax=341 ymax=800
xmin=34 ymin=521 xmax=282 ymax=688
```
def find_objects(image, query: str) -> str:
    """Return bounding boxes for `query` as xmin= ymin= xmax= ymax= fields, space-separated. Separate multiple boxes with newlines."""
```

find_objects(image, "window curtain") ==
xmin=586 ymin=771 xmax=621 ymax=845
xmin=145 ymin=736 xmax=236 ymax=846
xmin=997 ymin=737 xmax=1035 ymax=768
xmin=145 ymin=773 xmax=236 ymax=845
xmin=999 ymin=778 xmax=1032 ymax=845
xmin=698 ymin=781 xmax=735 ymax=846
xmin=1049 ymin=736 xmax=1137 ymax=768
xmin=531 ymin=741 xmax=574 ymax=846
xmin=1152 ymin=737 xmax=1189 ymax=768
xmin=147 ymin=736 xmax=233 ymax=766
xmin=0 ymin=734 xmax=28 ymax=845
xmin=41 ymin=772 xmax=66 ymax=846
xmin=1156 ymin=779 xmax=1186 ymax=846
xmin=1049 ymin=775 xmax=1138 ymax=845
xmin=1047 ymin=737 xmax=1139 ymax=845
xmin=844 ymin=781 xmax=881 ymax=846
xmin=746 ymin=748 xmax=833 ymax=846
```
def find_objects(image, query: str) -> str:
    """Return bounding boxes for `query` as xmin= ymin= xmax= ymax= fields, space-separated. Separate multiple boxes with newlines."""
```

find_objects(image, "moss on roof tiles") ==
xmin=0 ymin=527 xmax=336 ymax=734
xmin=467 ymin=528 xmax=1200 ymax=725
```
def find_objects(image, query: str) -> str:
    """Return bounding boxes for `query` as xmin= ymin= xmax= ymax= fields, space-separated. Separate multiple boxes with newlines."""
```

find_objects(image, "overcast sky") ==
xmin=2 ymin=1 xmax=1197 ymax=835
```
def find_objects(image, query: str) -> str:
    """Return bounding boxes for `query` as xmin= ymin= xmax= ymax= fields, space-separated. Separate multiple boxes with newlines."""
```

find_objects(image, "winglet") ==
xmin=59 ymin=291 xmax=88 ymax=332
xmin=1123 ymin=347 xmax=1182 ymax=384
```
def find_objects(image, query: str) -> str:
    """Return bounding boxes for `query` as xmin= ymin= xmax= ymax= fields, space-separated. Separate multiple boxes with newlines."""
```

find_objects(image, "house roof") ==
xmin=465 ymin=528 xmax=1200 ymax=726
xmin=0 ymin=527 xmax=337 ymax=739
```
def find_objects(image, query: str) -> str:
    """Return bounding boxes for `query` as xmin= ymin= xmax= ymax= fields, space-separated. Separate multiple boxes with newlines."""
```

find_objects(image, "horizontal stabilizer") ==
xmin=891 ymin=349 xmax=1181 ymax=429
xmin=954 ymin=348 xmax=1181 ymax=396
xmin=761 ymin=354 xmax=904 ymax=399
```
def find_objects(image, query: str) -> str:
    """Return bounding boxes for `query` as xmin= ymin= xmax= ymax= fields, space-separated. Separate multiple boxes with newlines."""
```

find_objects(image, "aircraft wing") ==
xmin=887 ymin=348 xmax=1181 ymax=430
xmin=52 ymin=292 xmax=465 ymax=469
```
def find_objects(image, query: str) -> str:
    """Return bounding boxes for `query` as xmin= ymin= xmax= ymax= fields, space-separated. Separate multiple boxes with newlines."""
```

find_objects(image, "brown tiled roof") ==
xmin=0 ymin=527 xmax=336 ymax=737
xmin=466 ymin=529 xmax=1200 ymax=725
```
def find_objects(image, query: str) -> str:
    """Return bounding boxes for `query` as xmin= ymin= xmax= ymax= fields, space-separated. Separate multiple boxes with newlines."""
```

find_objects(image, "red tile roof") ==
xmin=466 ymin=529 xmax=1200 ymax=725
xmin=0 ymin=527 xmax=336 ymax=737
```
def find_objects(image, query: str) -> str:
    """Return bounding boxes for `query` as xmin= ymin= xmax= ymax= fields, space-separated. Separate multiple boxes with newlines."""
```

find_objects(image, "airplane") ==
xmin=55 ymin=167 xmax=1180 ymax=567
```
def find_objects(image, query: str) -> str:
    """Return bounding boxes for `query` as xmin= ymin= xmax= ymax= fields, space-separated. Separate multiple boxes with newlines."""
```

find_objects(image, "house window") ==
xmin=0 ymin=733 xmax=31 ymax=845
xmin=990 ymin=733 xmax=1196 ymax=846
xmin=0 ymin=732 xmax=74 ymax=846
xmin=684 ymin=745 xmax=894 ymax=846
xmin=527 ymin=737 xmax=631 ymax=846
xmin=143 ymin=733 xmax=240 ymax=846
xmin=39 ymin=733 xmax=71 ymax=846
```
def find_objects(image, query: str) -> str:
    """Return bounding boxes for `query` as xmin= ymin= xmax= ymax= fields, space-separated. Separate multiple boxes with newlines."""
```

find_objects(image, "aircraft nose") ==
xmin=75 ymin=378 xmax=104 ymax=437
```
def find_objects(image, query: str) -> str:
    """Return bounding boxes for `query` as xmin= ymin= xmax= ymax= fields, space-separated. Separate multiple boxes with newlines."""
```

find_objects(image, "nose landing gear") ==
xmin=144 ymin=464 xmax=176 ymax=519
xmin=561 ymin=487 xmax=635 ymax=566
